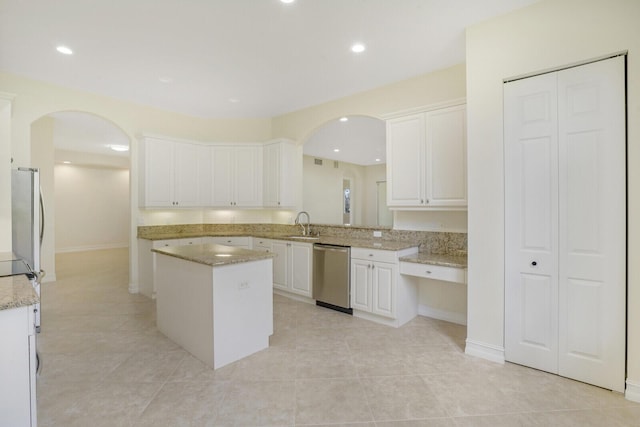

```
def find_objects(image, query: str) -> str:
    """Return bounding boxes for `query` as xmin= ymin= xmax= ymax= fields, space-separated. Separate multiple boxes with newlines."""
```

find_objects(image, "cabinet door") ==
xmin=271 ymin=241 xmax=289 ymax=291
xmin=235 ymin=146 xmax=262 ymax=207
xmin=425 ymin=105 xmax=467 ymax=206
xmin=351 ymin=259 xmax=372 ymax=312
xmin=144 ymin=138 xmax=174 ymax=207
xmin=371 ymin=262 xmax=397 ymax=318
xmin=174 ymin=142 xmax=201 ymax=207
xmin=0 ymin=306 xmax=34 ymax=427
xmin=386 ymin=114 xmax=424 ymax=206
xmin=262 ymin=143 xmax=280 ymax=207
xmin=211 ymin=146 xmax=235 ymax=207
xmin=290 ymin=242 xmax=312 ymax=297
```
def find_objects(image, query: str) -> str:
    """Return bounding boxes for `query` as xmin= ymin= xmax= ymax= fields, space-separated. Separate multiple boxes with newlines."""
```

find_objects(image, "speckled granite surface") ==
xmin=0 ymin=274 xmax=39 ymax=311
xmin=399 ymin=252 xmax=467 ymax=269
xmin=138 ymin=223 xmax=466 ymax=255
xmin=152 ymin=243 xmax=276 ymax=267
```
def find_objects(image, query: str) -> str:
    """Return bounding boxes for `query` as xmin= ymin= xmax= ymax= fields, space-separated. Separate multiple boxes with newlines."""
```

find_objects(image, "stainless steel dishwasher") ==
xmin=312 ymin=243 xmax=352 ymax=314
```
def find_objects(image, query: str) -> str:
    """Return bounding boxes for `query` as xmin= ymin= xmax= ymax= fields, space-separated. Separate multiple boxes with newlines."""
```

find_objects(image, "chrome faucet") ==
xmin=294 ymin=211 xmax=311 ymax=236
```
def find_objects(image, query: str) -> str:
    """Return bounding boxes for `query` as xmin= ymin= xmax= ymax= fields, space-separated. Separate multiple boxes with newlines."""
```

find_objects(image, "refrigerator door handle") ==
xmin=39 ymin=188 xmax=45 ymax=246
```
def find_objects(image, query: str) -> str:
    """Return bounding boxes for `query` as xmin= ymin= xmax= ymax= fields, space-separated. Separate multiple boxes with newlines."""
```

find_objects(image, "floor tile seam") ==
xmin=355 ymin=375 xmax=378 ymax=424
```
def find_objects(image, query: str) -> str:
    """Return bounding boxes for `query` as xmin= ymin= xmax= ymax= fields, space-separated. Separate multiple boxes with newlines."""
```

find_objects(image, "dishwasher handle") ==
xmin=314 ymin=245 xmax=349 ymax=253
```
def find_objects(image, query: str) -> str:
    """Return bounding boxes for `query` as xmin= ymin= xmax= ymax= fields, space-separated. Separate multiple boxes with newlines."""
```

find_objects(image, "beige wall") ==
xmin=465 ymin=0 xmax=640 ymax=397
xmin=272 ymin=63 xmax=466 ymax=141
xmin=54 ymin=164 xmax=130 ymax=252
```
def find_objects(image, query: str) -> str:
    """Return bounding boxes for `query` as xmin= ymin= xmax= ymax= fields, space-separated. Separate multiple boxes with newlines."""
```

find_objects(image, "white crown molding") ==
xmin=379 ymin=97 xmax=466 ymax=120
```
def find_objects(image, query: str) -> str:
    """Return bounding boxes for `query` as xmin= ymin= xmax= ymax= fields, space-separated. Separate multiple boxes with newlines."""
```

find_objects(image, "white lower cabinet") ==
xmin=0 ymin=305 xmax=37 ymax=427
xmin=271 ymin=240 xmax=313 ymax=299
xmin=350 ymin=247 xmax=418 ymax=327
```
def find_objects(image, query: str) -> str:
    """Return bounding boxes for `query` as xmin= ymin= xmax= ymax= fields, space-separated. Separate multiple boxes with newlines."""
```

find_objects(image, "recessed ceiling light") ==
xmin=280 ymin=0 xmax=295 ymax=3
xmin=109 ymin=145 xmax=129 ymax=152
xmin=158 ymin=76 xmax=173 ymax=84
xmin=63 ymin=161 xmax=71 ymax=164
xmin=375 ymin=158 xmax=381 ymax=162
xmin=56 ymin=45 xmax=73 ymax=55
xmin=339 ymin=117 xmax=348 ymax=122
xmin=334 ymin=149 xmax=340 ymax=153
xmin=229 ymin=98 xmax=240 ymax=103
xmin=351 ymin=43 xmax=366 ymax=53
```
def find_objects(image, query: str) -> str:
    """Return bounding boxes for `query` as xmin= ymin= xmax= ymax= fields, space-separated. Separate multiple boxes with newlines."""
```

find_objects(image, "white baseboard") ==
xmin=626 ymin=379 xmax=640 ymax=402
xmin=128 ymin=282 xmax=139 ymax=294
xmin=273 ymin=290 xmax=315 ymax=305
xmin=41 ymin=273 xmax=57 ymax=283
xmin=418 ymin=304 xmax=467 ymax=325
xmin=465 ymin=339 xmax=505 ymax=364
xmin=56 ymin=243 xmax=129 ymax=254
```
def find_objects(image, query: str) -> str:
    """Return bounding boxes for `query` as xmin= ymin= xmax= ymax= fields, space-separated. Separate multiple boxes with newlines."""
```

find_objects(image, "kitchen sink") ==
xmin=287 ymin=235 xmax=320 ymax=240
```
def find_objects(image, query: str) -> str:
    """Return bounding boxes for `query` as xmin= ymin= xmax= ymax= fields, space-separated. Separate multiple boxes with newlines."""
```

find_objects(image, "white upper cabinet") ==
xmin=386 ymin=102 xmax=467 ymax=210
xmin=263 ymin=140 xmax=297 ymax=208
xmin=140 ymin=136 xmax=296 ymax=209
xmin=140 ymin=136 xmax=207 ymax=208
xmin=211 ymin=144 xmax=263 ymax=207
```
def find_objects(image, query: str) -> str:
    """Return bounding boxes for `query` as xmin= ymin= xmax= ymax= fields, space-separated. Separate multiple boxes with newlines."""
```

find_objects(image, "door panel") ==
xmin=372 ymin=262 xmax=396 ymax=318
xmin=557 ymin=56 xmax=626 ymax=392
xmin=351 ymin=260 xmax=371 ymax=311
xmin=504 ymin=71 xmax=559 ymax=374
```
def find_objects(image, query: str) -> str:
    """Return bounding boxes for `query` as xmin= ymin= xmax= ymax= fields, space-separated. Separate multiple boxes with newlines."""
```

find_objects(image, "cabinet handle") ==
xmin=531 ymin=261 xmax=538 ymax=267
xmin=372 ymin=264 xmax=375 ymax=270
xmin=368 ymin=254 xmax=374 ymax=257
xmin=425 ymin=270 xmax=432 ymax=274
xmin=421 ymin=199 xmax=424 ymax=204
xmin=426 ymin=199 xmax=429 ymax=204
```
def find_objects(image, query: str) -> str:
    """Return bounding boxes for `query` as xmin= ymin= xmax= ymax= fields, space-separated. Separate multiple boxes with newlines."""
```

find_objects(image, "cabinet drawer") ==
xmin=351 ymin=247 xmax=398 ymax=263
xmin=209 ymin=236 xmax=250 ymax=247
xmin=399 ymin=261 xmax=466 ymax=284
xmin=252 ymin=238 xmax=272 ymax=250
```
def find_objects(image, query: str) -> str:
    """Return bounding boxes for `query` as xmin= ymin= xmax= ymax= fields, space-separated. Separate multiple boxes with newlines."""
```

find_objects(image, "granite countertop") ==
xmin=0 ymin=274 xmax=39 ymax=311
xmin=140 ymin=231 xmax=420 ymax=251
xmin=152 ymin=243 xmax=276 ymax=267
xmin=399 ymin=252 xmax=467 ymax=269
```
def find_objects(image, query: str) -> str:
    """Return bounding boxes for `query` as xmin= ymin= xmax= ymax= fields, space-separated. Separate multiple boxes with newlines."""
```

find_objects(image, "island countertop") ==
xmin=152 ymin=243 xmax=276 ymax=267
xmin=0 ymin=274 xmax=39 ymax=311
xmin=0 ymin=251 xmax=39 ymax=311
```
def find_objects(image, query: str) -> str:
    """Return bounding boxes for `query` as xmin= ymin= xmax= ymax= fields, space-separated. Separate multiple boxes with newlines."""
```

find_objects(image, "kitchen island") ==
xmin=152 ymin=243 xmax=276 ymax=369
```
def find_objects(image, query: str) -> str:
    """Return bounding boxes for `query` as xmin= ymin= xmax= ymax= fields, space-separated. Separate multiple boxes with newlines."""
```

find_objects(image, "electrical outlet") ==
xmin=373 ymin=231 xmax=382 ymax=238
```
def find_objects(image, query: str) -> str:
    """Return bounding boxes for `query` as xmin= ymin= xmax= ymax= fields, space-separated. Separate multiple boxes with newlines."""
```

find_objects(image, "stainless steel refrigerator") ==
xmin=12 ymin=167 xmax=45 ymax=331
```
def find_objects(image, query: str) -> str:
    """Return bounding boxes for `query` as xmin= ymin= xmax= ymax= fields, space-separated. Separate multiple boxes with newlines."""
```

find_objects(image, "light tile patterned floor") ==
xmin=37 ymin=248 xmax=640 ymax=426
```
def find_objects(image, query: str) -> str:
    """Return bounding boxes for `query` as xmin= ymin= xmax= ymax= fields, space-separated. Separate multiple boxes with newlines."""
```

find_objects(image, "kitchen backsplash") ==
xmin=137 ymin=223 xmax=467 ymax=255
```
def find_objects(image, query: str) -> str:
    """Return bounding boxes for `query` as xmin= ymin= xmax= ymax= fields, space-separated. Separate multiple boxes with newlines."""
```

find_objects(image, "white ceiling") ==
xmin=0 ymin=0 xmax=538 ymax=119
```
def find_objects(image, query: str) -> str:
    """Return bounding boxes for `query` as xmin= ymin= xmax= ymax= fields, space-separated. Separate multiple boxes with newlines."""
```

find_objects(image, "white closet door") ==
xmin=504 ymin=72 xmax=559 ymax=373
xmin=557 ymin=57 xmax=626 ymax=392
xmin=505 ymin=56 xmax=626 ymax=393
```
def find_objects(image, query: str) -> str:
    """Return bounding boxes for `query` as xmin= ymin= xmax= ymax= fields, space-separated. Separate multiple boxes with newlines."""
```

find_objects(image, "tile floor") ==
xmin=37 ymin=248 xmax=640 ymax=426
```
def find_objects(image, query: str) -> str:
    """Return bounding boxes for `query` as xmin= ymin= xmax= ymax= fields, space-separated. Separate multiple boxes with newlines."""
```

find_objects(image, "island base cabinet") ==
xmin=0 ymin=305 xmax=37 ymax=427
xmin=155 ymin=254 xmax=273 ymax=370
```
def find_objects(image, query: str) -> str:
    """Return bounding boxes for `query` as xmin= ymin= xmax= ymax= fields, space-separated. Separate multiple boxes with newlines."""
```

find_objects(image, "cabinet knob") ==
xmin=368 ymin=254 xmax=373 ymax=257
xmin=425 ymin=270 xmax=432 ymax=274
xmin=426 ymin=199 xmax=430 ymax=204
xmin=421 ymin=199 xmax=424 ymax=204
xmin=531 ymin=261 xmax=538 ymax=267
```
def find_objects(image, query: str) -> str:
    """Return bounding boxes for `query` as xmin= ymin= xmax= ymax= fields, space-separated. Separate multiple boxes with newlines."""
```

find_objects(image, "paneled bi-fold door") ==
xmin=504 ymin=56 xmax=626 ymax=392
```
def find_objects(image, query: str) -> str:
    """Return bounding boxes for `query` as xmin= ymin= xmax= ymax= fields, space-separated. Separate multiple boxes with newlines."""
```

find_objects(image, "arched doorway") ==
xmin=30 ymin=111 xmax=131 ymax=282
xmin=301 ymin=115 xmax=390 ymax=227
